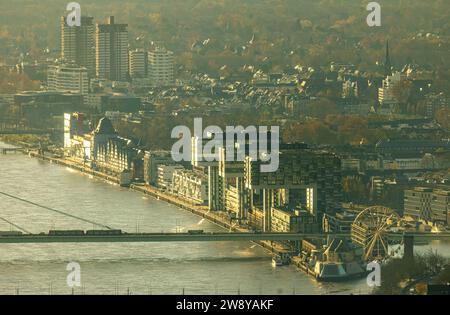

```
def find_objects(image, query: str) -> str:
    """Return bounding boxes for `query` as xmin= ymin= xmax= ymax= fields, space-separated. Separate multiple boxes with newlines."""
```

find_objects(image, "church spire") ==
xmin=384 ymin=40 xmax=392 ymax=77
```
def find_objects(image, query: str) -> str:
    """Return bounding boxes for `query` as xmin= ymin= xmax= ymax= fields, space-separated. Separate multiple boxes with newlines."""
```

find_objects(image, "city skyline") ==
xmin=0 ymin=0 xmax=449 ymax=300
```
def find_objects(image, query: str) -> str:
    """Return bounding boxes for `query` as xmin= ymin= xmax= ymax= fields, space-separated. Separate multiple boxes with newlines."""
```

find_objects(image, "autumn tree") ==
xmin=306 ymin=98 xmax=339 ymax=119
xmin=435 ymin=108 xmax=450 ymax=130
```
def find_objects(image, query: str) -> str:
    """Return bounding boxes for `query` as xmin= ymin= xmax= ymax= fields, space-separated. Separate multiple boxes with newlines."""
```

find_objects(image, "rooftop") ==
xmin=94 ymin=117 xmax=117 ymax=135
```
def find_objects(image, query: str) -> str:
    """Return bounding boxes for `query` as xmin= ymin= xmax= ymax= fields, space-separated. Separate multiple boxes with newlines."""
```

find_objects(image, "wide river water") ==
xmin=0 ymin=141 xmax=448 ymax=295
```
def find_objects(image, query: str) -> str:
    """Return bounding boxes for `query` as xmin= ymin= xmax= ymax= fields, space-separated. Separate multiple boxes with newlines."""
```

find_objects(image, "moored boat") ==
xmin=272 ymin=255 xmax=283 ymax=267
xmin=293 ymin=237 xmax=367 ymax=282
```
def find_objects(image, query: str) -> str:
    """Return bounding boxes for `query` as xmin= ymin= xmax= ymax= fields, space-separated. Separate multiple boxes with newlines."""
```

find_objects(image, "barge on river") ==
xmin=292 ymin=237 xmax=368 ymax=282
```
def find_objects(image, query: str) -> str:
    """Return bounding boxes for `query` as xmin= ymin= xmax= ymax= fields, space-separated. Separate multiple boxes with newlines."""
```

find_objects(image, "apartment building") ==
xmin=96 ymin=16 xmax=129 ymax=81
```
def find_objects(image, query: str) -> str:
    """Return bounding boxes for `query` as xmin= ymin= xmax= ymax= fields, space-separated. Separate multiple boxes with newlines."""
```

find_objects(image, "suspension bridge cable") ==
xmin=0 ymin=191 xmax=113 ymax=230
xmin=0 ymin=216 xmax=32 ymax=234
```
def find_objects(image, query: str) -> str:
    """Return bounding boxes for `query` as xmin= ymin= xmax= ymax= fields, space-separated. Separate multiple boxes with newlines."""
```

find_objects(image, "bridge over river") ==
xmin=0 ymin=231 xmax=449 ymax=244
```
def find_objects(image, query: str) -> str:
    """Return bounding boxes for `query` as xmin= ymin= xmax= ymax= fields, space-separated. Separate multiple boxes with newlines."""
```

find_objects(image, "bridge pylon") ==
xmin=403 ymin=233 xmax=414 ymax=262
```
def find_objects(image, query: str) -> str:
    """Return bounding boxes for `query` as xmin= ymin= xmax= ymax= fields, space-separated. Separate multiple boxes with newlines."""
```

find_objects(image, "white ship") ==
xmin=271 ymin=253 xmax=290 ymax=267
xmin=272 ymin=256 xmax=283 ymax=267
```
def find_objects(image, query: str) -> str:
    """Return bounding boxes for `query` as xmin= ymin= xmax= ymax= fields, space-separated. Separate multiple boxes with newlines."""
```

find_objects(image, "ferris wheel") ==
xmin=351 ymin=206 xmax=402 ymax=261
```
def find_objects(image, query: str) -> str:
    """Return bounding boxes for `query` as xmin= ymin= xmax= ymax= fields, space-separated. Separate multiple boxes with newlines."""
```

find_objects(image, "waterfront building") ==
xmin=271 ymin=206 xmax=319 ymax=233
xmin=61 ymin=16 xmax=95 ymax=76
xmin=171 ymin=169 xmax=208 ymax=205
xmin=66 ymin=133 xmax=93 ymax=162
xmin=91 ymin=116 xmax=117 ymax=160
xmin=143 ymin=151 xmax=173 ymax=186
xmin=62 ymin=114 xmax=144 ymax=177
xmin=245 ymin=145 xmax=342 ymax=232
xmin=191 ymin=135 xmax=223 ymax=211
xmin=63 ymin=112 xmax=90 ymax=154
xmin=225 ymin=184 xmax=244 ymax=216
xmin=90 ymin=117 xmax=143 ymax=177
xmin=191 ymin=131 xmax=256 ymax=216
xmin=323 ymin=211 xmax=357 ymax=233
xmin=96 ymin=16 xmax=129 ymax=82
xmin=220 ymin=147 xmax=247 ymax=219
xmin=95 ymin=136 xmax=143 ymax=176
xmin=156 ymin=164 xmax=184 ymax=189
xmin=192 ymin=133 xmax=342 ymax=232
xmin=47 ymin=63 xmax=89 ymax=95
xmin=148 ymin=46 xmax=174 ymax=87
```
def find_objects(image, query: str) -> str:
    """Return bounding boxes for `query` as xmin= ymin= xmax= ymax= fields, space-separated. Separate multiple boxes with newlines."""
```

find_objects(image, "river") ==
xmin=0 ymin=141 xmax=448 ymax=295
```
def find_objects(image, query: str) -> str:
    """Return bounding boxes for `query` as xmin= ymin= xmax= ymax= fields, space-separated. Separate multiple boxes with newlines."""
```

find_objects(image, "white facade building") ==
xmin=48 ymin=64 xmax=89 ymax=95
xmin=157 ymin=164 xmax=184 ymax=189
xmin=148 ymin=47 xmax=174 ymax=86
xmin=171 ymin=169 xmax=208 ymax=204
